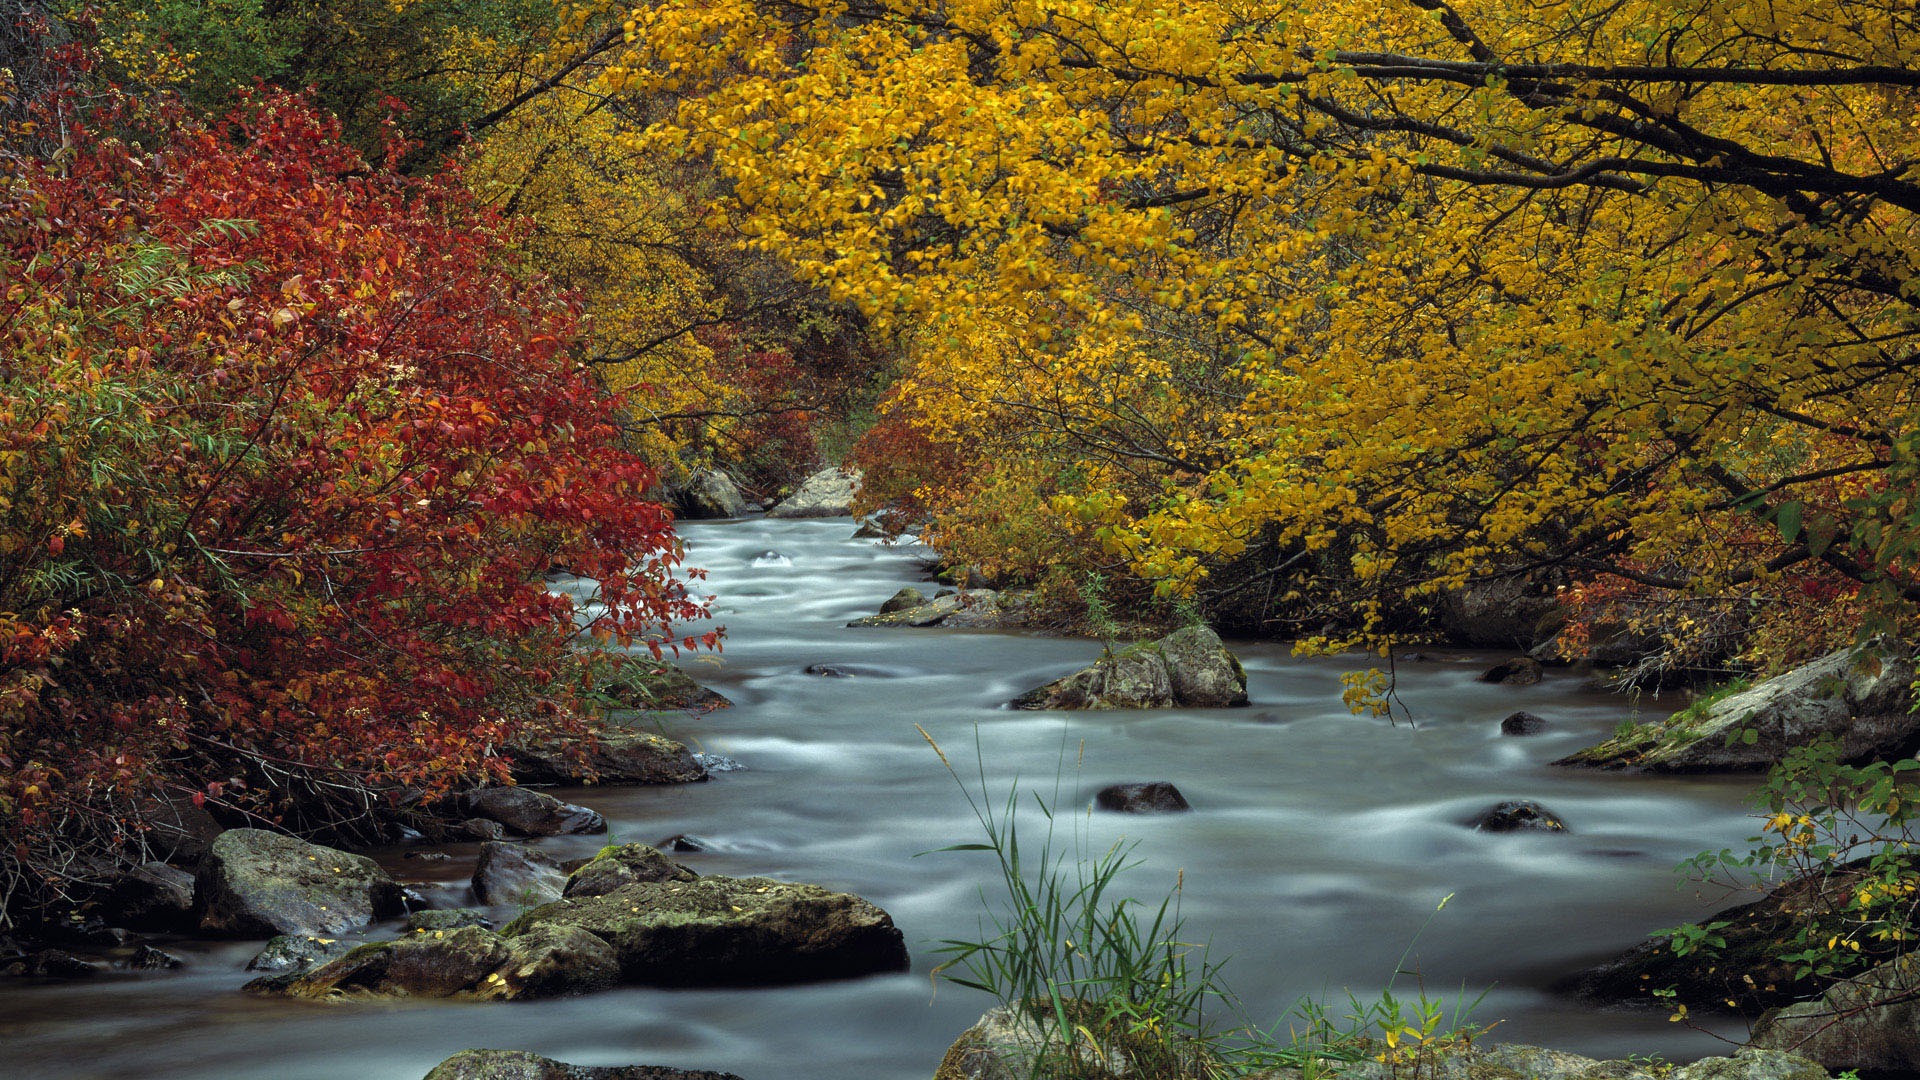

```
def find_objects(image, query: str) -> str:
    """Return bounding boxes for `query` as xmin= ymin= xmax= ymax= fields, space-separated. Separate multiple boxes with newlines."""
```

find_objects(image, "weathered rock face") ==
xmin=502 ymin=875 xmax=909 ymax=986
xmin=193 ymin=829 xmax=406 ymax=937
xmin=674 ymin=469 xmax=750 ymax=520
xmin=1469 ymin=800 xmax=1568 ymax=832
xmin=1011 ymin=626 xmax=1249 ymax=710
xmin=406 ymin=908 xmax=492 ymax=933
xmin=1556 ymin=643 xmax=1917 ymax=772
xmin=766 ymin=466 xmax=860 ymax=518
xmin=1751 ymin=951 xmax=1920 ymax=1073
xmin=461 ymin=788 xmax=607 ymax=838
xmin=563 ymin=844 xmax=698 ymax=899
xmin=847 ymin=588 xmax=1032 ymax=630
xmin=423 ymin=1049 xmax=746 ymax=1080
xmin=509 ymin=730 xmax=707 ymax=787
xmin=471 ymin=842 xmax=569 ymax=908
xmin=1093 ymin=782 xmax=1192 ymax=814
xmin=1566 ymin=861 xmax=1876 ymax=1010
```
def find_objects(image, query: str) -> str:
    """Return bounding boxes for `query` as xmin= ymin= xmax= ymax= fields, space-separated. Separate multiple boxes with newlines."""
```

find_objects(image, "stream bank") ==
xmin=1 ymin=518 xmax=1773 ymax=1078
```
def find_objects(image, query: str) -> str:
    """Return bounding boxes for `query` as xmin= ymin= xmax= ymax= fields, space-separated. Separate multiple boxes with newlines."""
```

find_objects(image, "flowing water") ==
xmin=2 ymin=518 xmax=1772 ymax=1078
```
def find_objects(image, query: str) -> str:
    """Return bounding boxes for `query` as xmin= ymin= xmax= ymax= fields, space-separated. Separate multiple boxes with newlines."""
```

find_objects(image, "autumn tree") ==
xmin=592 ymin=0 xmax=1917 ymax=663
xmin=0 ymin=84 xmax=708 ymax=920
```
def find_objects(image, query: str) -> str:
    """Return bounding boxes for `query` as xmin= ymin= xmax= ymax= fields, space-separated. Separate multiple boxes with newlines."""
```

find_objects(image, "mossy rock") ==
xmin=563 ymin=844 xmax=698 ymax=899
xmin=1011 ymin=626 xmax=1248 ymax=710
xmin=422 ymin=1049 xmax=745 ymax=1080
xmin=1556 ymin=643 xmax=1915 ymax=772
xmin=502 ymin=875 xmax=908 ymax=986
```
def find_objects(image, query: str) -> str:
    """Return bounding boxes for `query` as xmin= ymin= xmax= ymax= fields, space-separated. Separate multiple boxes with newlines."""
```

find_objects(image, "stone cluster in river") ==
xmin=1010 ymin=625 xmax=1250 ymax=709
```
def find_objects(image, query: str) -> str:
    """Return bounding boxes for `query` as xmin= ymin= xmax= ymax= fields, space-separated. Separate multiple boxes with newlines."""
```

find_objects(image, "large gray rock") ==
xmin=471 ymin=842 xmax=569 ymax=908
xmin=675 ymin=469 xmax=750 ymax=520
xmin=193 ymin=829 xmax=406 ymax=937
xmin=509 ymin=730 xmax=706 ymax=787
xmin=1011 ymin=626 xmax=1248 ymax=710
xmin=501 ymin=875 xmax=908 ymax=986
xmin=766 ymin=467 xmax=860 ymax=518
xmin=934 ymin=1006 xmax=1147 ymax=1080
xmin=1751 ymin=951 xmax=1920 ymax=1073
xmin=423 ymin=1049 xmax=745 ymax=1080
xmin=1557 ymin=643 xmax=1916 ymax=771
xmin=462 ymin=788 xmax=607 ymax=837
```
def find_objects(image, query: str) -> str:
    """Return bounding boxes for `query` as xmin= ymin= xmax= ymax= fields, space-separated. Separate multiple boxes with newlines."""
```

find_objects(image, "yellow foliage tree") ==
xmin=601 ymin=0 xmax=1919 ymax=659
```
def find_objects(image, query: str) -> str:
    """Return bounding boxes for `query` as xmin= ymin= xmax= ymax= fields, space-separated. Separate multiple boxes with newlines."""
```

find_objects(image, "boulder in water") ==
xmin=563 ymin=844 xmax=698 ymax=899
xmin=502 ymin=875 xmax=908 ymax=986
xmin=246 ymin=934 xmax=354 ymax=975
xmin=1011 ymin=626 xmax=1248 ymax=710
xmin=848 ymin=588 xmax=1031 ymax=629
xmin=461 ymin=787 xmax=606 ymax=837
xmin=1468 ymin=800 xmax=1568 ymax=832
xmin=674 ymin=469 xmax=750 ymax=520
xmin=509 ymin=729 xmax=707 ymax=787
xmin=766 ymin=467 xmax=860 ymax=518
xmin=879 ymin=587 xmax=926 ymax=614
xmin=1500 ymin=711 xmax=1548 ymax=736
xmin=471 ymin=841 xmax=569 ymax=908
xmin=1480 ymin=657 xmax=1544 ymax=685
xmin=193 ymin=829 xmax=407 ymax=937
xmin=1093 ymin=782 xmax=1192 ymax=814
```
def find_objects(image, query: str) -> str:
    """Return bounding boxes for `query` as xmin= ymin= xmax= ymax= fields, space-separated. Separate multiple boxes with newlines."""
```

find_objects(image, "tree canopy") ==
xmin=608 ymin=0 xmax=1919 ymax=660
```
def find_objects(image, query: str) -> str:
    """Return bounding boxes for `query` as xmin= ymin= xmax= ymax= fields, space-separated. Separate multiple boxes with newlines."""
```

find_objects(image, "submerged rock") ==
xmin=423 ymin=1049 xmax=746 ymax=1080
xmin=766 ymin=466 xmax=860 ymax=518
xmin=193 ymin=829 xmax=406 ymax=937
xmin=502 ymin=875 xmax=908 ymax=986
xmin=1468 ymin=800 xmax=1568 ymax=833
xmin=1556 ymin=643 xmax=1917 ymax=772
xmin=1093 ymin=782 xmax=1192 ymax=814
xmin=461 ymin=788 xmax=606 ymax=838
xmin=1011 ymin=626 xmax=1249 ymax=710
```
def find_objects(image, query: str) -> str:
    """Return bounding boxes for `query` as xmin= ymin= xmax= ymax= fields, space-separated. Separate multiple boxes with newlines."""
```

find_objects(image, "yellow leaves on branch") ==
xmin=602 ymin=0 xmax=1919 ymax=652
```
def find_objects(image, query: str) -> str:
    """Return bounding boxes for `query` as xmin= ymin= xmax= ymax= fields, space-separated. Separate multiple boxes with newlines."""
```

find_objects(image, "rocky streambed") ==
xmin=0 ymin=516 xmax=1873 ymax=1079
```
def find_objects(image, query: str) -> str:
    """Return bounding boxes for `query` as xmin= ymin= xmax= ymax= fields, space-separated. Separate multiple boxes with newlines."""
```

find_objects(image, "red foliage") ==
xmin=0 ymin=88 xmax=709 ymax=896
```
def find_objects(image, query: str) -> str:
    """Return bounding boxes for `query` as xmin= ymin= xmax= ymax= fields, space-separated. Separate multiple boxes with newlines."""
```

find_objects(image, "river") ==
xmin=0 ymin=517 xmax=1767 ymax=1078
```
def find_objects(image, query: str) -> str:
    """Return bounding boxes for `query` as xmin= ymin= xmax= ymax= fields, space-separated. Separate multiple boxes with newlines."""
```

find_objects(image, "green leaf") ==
xmin=1775 ymin=501 xmax=1802 ymax=543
